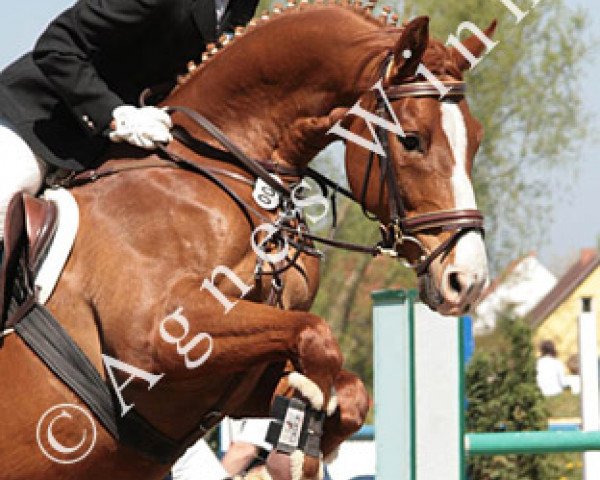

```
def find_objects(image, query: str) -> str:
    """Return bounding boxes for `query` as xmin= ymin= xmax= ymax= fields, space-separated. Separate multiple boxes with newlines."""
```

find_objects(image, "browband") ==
xmin=385 ymin=81 xmax=466 ymax=100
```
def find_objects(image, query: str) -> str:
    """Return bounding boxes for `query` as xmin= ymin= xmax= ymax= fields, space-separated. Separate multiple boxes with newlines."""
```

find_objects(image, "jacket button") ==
xmin=82 ymin=115 xmax=94 ymax=129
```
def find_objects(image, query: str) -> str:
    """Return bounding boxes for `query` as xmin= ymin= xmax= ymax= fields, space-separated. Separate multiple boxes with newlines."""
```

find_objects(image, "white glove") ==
xmin=109 ymin=105 xmax=173 ymax=149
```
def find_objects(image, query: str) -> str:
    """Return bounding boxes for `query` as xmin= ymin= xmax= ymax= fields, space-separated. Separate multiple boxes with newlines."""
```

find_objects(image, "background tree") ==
xmin=406 ymin=0 xmax=588 ymax=272
xmin=309 ymin=199 xmax=416 ymax=385
xmin=466 ymin=315 xmax=569 ymax=479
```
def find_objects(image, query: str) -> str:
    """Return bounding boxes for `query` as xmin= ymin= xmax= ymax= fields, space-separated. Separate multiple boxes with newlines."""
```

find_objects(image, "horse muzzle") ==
xmin=417 ymin=230 xmax=488 ymax=316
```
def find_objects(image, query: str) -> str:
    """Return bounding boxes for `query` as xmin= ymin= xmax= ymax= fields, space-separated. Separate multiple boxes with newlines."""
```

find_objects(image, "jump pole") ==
xmin=372 ymin=289 xmax=464 ymax=480
xmin=372 ymin=289 xmax=600 ymax=480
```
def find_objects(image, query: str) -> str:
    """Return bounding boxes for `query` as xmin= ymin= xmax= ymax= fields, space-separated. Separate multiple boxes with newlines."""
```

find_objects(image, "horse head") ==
xmin=343 ymin=18 xmax=493 ymax=315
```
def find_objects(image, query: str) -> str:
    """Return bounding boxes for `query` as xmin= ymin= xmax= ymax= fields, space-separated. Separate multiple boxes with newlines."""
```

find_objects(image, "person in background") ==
xmin=566 ymin=353 xmax=580 ymax=376
xmin=220 ymin=418 xmax=293 ymax=480
xmin=535 ymin=339 xmax=568 ymax=397
xmin=167 ymin=419 xmax=294 ymax=480
xmin=563 ymin=353 xmax=582 ymax=395
xmin=170 ymin=439 xmax=231 ymax=480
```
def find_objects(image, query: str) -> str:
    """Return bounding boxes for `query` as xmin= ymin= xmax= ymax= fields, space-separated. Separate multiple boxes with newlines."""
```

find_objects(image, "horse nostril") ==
xmin=448 ymin=271 xmax=463 ymax=294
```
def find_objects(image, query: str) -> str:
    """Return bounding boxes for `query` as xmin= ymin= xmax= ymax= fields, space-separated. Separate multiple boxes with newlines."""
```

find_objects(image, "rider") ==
xmin=0 ymin=0 xmax=259 ymax=246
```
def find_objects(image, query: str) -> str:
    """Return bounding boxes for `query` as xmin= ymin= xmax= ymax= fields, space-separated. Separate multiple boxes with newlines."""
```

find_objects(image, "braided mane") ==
xmin=174 ymin=0 xmax=407 ymax=88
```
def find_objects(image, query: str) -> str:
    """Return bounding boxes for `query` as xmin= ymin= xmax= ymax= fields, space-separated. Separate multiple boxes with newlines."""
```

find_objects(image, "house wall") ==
xmin=533 ymin=265 xmax=600 ymax=366
xmin=474 ymin=256 xmax=556 ymax=334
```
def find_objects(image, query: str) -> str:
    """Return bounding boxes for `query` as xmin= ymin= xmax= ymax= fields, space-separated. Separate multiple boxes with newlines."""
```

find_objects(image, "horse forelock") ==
xmin=421 ymin=39 xmax=463 ymax=81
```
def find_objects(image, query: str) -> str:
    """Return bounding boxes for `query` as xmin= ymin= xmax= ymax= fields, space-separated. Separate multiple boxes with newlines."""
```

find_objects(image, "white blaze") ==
xmin=439 ymin=102 xmax=488 ymax=277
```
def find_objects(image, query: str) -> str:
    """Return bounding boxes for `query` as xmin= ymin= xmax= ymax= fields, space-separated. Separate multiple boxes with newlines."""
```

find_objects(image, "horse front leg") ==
xmin=154 ymin=290 xmax=343 ymax=422
xmin=272 ymin=368 xmax=369 ymax=479
xmin=154 ymin=287 xmax=343 ymax=478
xmin=210 ymin=299 xmax=343 ymax=410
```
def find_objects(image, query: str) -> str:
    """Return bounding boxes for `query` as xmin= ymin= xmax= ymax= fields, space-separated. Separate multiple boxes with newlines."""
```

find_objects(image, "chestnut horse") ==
xmin=0 ymin=4 xmax=490 ymax=479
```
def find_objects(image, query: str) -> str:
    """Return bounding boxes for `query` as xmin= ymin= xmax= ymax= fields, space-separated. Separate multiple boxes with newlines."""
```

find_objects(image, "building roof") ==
xmin=527 ymin=249 xmax=600 ymax=328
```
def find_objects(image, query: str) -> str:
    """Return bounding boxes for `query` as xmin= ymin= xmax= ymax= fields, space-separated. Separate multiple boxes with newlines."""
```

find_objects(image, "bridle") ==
xmin=65 ymin=67 xmax=484 ymax=280
xmin=359 ymin=76 xmax=485 ymax=275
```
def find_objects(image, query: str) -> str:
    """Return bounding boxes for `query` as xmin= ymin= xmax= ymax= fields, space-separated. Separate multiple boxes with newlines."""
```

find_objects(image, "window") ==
xmin=581 ymin=296 xmax=592 ymax=313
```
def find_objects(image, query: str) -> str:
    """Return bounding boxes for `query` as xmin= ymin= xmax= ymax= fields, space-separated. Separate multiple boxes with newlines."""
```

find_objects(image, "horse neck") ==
xmin=165 ymin=6 xmax=394 ymax=169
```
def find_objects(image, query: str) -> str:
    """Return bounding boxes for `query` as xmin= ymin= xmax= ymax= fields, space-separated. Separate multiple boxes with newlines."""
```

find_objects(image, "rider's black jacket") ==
xmin=0 ymin=0 xmax=257 ymax=171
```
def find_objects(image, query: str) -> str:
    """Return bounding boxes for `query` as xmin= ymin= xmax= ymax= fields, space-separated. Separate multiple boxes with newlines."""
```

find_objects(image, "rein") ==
xmin=64 ymin=75 xmax=485 ymax=275
xmin=146 ymin=77 xmax=484 ymax=273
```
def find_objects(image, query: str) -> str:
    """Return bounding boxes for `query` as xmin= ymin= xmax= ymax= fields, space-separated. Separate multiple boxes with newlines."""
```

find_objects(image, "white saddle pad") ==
xmin=35 ymin=188 xmax=79 ymax=305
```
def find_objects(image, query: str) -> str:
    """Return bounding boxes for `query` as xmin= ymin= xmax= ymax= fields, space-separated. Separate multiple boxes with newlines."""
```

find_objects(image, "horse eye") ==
xmin=399 ymin=134 xmax=423 ymax=152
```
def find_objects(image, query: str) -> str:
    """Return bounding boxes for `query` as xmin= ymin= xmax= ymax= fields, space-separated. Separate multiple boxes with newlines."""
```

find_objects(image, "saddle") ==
xmin=0 ymin=192 xmax=58 ymax=329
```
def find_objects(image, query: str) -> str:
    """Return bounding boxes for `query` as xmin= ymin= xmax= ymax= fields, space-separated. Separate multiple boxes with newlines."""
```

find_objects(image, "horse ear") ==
xmin=389 ymin=16 xmax=429 ymax=82
xmin=451 ymin=20 xmax=497 ymax=72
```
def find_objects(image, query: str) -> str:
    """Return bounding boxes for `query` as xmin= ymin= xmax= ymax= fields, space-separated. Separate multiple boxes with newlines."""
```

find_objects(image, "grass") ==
xmin=544 ymin=390 xmax=581 ymax=419
xmin=556 ymin=455 xmax=583 ymax=480
xmin=471 ymin=330 xmax=585 ymax=479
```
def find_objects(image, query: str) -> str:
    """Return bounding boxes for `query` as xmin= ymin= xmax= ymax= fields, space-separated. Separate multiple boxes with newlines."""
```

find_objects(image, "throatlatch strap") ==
xmin=14 ymin=304 xmax=180 ymax=464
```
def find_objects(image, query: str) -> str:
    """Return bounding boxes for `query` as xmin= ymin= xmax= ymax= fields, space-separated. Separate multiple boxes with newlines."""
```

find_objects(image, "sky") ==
xmin=537 ymin=0 xmax=600 ymax=272
xmin=0 ymin=0 xmax=598 ymax=275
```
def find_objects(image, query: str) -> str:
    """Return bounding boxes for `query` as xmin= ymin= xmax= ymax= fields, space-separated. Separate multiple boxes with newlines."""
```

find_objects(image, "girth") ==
xmin=6 ymin=299 xmax=236 ymax=464
xmin=2 ymin=249 xmax=239 ymax=465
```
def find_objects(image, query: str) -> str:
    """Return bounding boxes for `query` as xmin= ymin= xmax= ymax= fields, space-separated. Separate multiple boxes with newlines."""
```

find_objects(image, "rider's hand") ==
xmin=108 ymin=105 xmax=173 ymax=149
